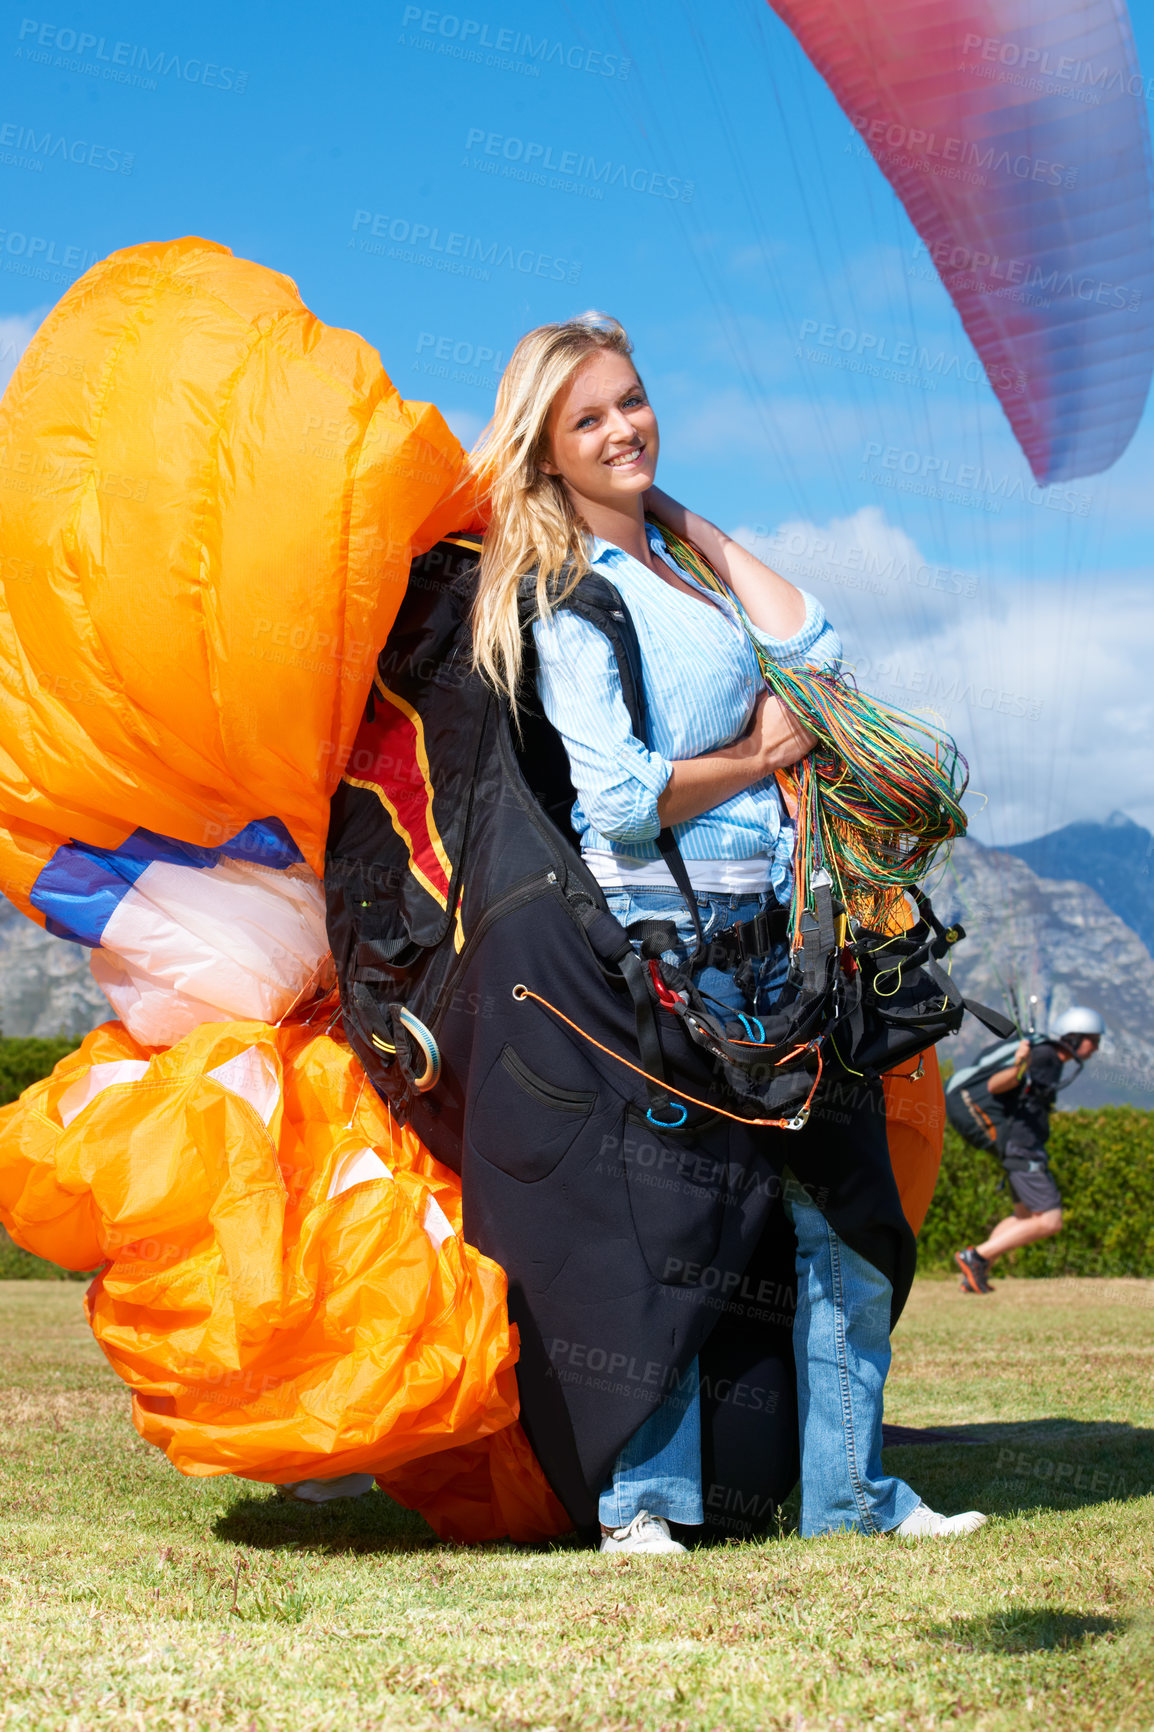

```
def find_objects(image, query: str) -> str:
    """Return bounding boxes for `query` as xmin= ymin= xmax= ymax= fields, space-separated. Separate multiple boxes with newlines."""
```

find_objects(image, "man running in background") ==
xmin=955 ymin=1007 xmax=1105 ymax=1295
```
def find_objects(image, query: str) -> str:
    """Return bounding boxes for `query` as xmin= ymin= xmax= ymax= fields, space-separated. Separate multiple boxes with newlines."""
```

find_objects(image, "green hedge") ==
xmin=0 ymin=1035 xmax=87 ymax=1279
xmin=0 ymin=1035 xmax=78 ymax=1109
xmin=919 ymin=1110 xmax=1154 ymax=1277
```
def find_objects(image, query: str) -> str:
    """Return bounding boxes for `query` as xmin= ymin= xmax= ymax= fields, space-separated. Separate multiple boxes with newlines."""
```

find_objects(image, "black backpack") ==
xmin=943 ymin=1038 xmax=1025 ymax=1153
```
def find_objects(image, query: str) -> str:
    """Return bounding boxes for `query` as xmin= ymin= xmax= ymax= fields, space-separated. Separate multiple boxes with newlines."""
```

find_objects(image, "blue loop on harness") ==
xmin=396 ymin=1006 xmax=441 ymax=1092
xmin=738 ymin=1013 xmax=766 ymax=1044
xmin=646 ymin=1100 xmax=688 ymax=1130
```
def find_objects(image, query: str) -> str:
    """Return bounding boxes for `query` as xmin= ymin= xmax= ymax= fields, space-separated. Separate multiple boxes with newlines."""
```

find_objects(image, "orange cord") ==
xmin=511 ymin=984 xmax=823 ymax=1130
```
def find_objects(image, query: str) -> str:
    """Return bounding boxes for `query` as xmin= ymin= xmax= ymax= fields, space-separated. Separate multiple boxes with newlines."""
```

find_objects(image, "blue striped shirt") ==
xmin=532 ymin=520 xmax=841 ymax=898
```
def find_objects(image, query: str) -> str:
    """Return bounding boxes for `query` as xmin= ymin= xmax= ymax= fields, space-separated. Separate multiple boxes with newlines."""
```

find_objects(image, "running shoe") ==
xmin=955 ymin=1245 xmax=993 ymax=1295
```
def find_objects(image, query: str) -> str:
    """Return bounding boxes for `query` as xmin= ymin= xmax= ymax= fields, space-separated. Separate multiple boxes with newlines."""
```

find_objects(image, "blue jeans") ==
xmin=597 ymin=1358 xmax=703 ymax=1529
xmin=783 ymin=1185 xmax=920 ymax=1536
xmin=597 ymin=882 xmax=917 ymax=1536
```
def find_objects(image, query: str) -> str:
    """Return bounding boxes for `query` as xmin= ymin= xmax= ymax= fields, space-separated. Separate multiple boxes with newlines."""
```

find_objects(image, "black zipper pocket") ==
xmin=499 ymin=1044 xmax=595 ymax=1113
xmin=429 ymin=870 xmax=559 ymax=1034
xmin=455 ymin=871 xmax=558 ymax=970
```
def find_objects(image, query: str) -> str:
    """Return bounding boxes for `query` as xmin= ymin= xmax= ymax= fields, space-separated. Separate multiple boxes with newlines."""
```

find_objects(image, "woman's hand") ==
xmin=742 ymin=690 xmax=818 ymax=775
xmin=642 ymin=486 xmax=807 ymax=640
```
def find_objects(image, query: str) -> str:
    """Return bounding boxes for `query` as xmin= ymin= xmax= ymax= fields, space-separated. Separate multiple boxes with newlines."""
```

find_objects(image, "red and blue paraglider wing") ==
xmin=770 ymin=0 xmax=1154 ymax=483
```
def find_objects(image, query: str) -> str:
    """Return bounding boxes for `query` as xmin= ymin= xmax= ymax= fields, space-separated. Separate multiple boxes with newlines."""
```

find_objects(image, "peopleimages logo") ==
xmin=464 ymin=128 xmax=695 ymax=202
xmin=850 ymin=112 xmax=1077 ymax=188
xmin=861 ymin=441 xmax=1092 ymax=517
xmin=351 ymin=210 xmax=581 ymax=284
xmin=747 ymin=524 xmax=979 ymax=600
xmin=0 ymin=120 xmax=133 ymax=172
xmin=0 ymin=228 xmax=99 ymax=283
xmin=960 ymin=32 xmax=1154 ymax=104
xmin=798 ymin=319 xmax=1026 ymax=395
xmin=15 ymin=19 xmax=249 ymax=91
xmin=914 ymin=240 xmax=1143 ymax=312
xmin=413 ymin=330 xmax=506 ymax=387
xmin=416 ymin=331 xmax=506 ymax=372
xmin=400 ymin=7 xmax=631 ymax=78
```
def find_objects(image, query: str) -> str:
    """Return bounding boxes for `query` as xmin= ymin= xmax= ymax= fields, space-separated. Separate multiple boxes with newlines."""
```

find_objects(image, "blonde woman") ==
xmin=469 ymin=313 xmax=986 ymax=1553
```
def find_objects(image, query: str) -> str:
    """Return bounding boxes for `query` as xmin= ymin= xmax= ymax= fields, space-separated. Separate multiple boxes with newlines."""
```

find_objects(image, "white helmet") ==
xmin=1050 ymin=1006 xmax=1106 ymax=1044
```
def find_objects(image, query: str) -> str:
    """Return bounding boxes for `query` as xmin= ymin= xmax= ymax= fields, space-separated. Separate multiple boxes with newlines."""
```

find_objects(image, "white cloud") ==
xmin=0 ymin=309 xmax=46 ymax=401
xmin=732 ymin=506 xmax=1154 ymax=844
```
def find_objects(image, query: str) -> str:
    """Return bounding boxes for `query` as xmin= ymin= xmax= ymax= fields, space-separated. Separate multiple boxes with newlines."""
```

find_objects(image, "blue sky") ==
xmin=3 ymin=0 xmax=1154 ymax=845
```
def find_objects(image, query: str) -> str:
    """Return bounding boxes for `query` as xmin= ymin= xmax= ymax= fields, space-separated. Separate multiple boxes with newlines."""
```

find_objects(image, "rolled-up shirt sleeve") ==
xmin=745 ymin=589 xmax=842 ymax=671
xmin=532 ymin=608 xmax=672 ymax=844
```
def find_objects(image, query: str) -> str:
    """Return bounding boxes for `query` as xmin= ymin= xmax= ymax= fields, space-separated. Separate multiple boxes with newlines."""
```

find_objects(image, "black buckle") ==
xmin=746 ymin=905 xmax=788 ymax=958
xmin=627 ymin=918 xmax=682 ymax=961
xmin=708 ymin=903 xmax=789 ymax=967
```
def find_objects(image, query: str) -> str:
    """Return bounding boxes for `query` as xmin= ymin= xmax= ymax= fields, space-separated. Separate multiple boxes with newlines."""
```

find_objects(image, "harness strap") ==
xmin=626 ymin=918 xmax=680 ymax=959
xmin=618 ymin=948 xmax=680 ymax=1123
xmin=627 ymin=886 xmax=790 ymax=986
xmin=962 ymin=998 xmax=1017 ymax=1039
xmin=574 ymin=902 xmax=679 ymax=1122
xmin=798 ymin=880 xmax=837 ymax=992
xmin=655 ymin=828 xmax=708 ymax=964
xmin=1056 ymin=1054 xmax=1085 ymax=1093
xmin=911 ymin=885 xmax=966 ymax=959
xmin=705 ymin=903 xmax=790 ymax=970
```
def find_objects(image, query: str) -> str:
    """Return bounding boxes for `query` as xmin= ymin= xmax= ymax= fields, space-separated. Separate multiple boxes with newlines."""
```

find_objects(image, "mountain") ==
xmin=936 ymin=837 xmax=1154 ymax=1112
xmin=0 ymin=897 xmax=109 ymax=1040
xmin=1001 ymin=813 xmax=1154 ymax=958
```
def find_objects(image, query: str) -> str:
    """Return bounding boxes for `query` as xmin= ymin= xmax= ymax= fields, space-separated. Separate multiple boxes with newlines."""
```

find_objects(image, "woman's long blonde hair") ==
xmin=468 ymin=312 xmax=637 ymax=699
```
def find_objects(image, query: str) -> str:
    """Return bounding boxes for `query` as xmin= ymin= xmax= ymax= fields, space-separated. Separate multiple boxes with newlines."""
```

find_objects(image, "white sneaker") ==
xmin=277 ymin=1473 xmax=376 ymax=1504
xmin=889 ymin=1500 xmax=987 ymax=1540
xmin=599 ymin=1510 xmax=687 ymax=1555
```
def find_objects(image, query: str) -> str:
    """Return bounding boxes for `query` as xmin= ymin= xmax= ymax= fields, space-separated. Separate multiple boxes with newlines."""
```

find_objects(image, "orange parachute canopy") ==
xmin=0 ymin=1017 xmax=566 ymax=1541
xmin=883 ymin=1047 xmax=945 ymax=1236
xmin=0 ymin=237 xmax=571 ymax=1544
xmin=0 ymin=235 xmax=477 ymax=919
xmin=0 ymin=237 xmax=484 ymax=1047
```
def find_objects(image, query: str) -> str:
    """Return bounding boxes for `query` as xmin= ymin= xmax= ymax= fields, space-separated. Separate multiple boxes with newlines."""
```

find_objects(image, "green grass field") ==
xmin=1 ymin=1275 xmax=1151 ymax=1732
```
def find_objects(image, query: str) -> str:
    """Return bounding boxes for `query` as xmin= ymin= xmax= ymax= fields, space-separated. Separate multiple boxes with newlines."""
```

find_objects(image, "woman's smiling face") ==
xmin=539 ymin=349 xmax=659 ymax=508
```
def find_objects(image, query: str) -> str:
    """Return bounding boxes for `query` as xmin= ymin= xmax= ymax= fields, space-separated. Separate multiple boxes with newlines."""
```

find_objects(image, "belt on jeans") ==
xmin=708 ymin=903 xmax=790 ymax=965
xmin=626 ymin=902 xmax=790 ymax=967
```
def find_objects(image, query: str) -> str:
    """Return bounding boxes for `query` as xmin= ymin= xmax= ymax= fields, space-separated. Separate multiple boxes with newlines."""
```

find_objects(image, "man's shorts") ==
xmin=1002 ymin=1150 xmax=1062 ymax=1213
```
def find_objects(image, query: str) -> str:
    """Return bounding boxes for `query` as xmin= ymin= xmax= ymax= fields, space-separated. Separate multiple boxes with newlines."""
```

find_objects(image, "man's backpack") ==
xmin=944 ymin=1037 xmax=1031 ymax=1153
xmin=945 ymin=1034 xmax=1085 ymax=1153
